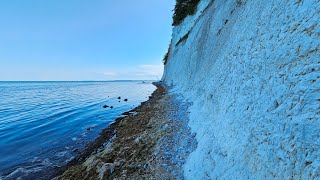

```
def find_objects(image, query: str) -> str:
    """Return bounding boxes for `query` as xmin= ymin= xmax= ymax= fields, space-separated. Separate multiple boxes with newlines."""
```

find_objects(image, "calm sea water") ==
xmin=0 ymin=81 xmax=156 ymax=179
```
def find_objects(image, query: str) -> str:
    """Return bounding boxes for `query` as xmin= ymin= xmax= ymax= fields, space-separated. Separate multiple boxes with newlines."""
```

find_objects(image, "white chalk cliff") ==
xmin=163 ymin=0 xmax=320 ymax=179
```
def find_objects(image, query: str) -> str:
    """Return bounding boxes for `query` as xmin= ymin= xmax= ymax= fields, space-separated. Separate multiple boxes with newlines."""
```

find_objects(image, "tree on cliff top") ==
xmin=172 ymin=0 xmax=201 ymax=26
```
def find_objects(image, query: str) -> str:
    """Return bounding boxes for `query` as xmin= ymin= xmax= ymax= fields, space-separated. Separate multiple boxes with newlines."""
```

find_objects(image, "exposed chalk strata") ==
xmin=163 ymin=0 xmax=320 ymax=179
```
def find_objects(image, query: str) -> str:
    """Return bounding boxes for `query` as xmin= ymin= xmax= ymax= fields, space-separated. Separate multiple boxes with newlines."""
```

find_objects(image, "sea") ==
xmin=0 ymin=81 xmax=156 ymax=179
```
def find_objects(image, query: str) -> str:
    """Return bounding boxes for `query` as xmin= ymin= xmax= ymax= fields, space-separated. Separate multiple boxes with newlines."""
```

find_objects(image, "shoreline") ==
xmin=51 ymin=82 xmax=164 ymax=178
xmin=56 ymin=82 xmax=196 ymax=179
xmin=0 ymin=82 xmax=159 ymax=180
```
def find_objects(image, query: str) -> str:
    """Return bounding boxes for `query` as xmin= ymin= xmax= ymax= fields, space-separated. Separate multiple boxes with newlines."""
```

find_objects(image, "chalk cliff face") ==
xmin=163 ymin=0 xmax=320 ymax=179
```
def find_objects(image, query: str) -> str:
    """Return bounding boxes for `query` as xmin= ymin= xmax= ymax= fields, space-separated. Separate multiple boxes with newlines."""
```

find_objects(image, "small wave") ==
xmin=0 ymin=81 xmax=156 ymax=179
xmin=2 ymin=158 xmax=52 ymax=179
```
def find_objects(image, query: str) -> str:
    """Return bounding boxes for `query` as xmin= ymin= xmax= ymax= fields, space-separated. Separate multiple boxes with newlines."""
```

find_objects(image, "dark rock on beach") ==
xmin=58 ymin=84 xmax=196 ymax=179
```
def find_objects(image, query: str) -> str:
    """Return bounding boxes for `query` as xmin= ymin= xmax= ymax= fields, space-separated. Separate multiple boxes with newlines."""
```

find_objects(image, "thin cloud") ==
xmin=102 ymin=72 xmax=117 ymax=76
xmin=134 ymin=64 xmax=164 ymax=77
xmin=101 ymin=64 xmax=164 ymax=80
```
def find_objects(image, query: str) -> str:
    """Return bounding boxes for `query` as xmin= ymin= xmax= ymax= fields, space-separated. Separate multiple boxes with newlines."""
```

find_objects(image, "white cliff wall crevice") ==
xmin=163 ymin=0 xmax=320 ymax=179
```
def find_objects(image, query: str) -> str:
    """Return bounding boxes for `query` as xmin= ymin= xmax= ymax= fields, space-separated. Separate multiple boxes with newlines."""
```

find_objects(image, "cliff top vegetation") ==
xmin=172 ymin=0 xmax=201 ymax=26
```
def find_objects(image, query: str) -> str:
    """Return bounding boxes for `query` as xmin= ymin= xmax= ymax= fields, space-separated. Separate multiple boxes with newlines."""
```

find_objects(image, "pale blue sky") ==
xmin=0 ymin=0 xmax=174 ymax=81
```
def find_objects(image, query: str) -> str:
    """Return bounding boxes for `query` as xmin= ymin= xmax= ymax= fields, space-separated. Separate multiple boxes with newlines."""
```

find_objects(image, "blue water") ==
xmin=0 ymin=81 xmax=156 ymax=179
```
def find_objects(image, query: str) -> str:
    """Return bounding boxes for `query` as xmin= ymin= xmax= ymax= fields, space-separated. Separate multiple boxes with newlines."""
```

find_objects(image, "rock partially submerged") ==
xmin=58 ymin=84 xmax=196 ymax=179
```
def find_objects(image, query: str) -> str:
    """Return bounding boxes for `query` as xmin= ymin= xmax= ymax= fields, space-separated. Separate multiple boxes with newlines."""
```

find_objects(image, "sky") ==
xmin=0 ymin=0 xmax=175 ymax=81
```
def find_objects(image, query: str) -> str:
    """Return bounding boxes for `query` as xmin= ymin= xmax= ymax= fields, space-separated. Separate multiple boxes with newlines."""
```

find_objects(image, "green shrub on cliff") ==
xmin=163 ymin=48 xmax=170 ymax=65
xmin=164 ymin=0 xmax=200 ymax=65
xmin=176 ymin=31 xmax=190 ymax=46
xmin=172 ymin=0 xmax=201 ymax=26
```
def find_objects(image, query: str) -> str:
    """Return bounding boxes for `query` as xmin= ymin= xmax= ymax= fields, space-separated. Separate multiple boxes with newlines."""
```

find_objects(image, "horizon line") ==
xmin=0 ymin=80 xmax=159 ymax=82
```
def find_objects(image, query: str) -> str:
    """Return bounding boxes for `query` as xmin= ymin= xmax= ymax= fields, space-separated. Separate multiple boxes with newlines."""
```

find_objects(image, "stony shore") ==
xmin=57 ymin=83 xmax=197 ymax=179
